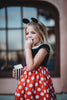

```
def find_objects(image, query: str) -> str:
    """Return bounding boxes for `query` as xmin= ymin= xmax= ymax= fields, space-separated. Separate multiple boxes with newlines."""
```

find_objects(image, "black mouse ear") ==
xmin=22 ymin=18 xmax=30 ymax=24
xmin=31 ymin=17 xmax=38 ymax=23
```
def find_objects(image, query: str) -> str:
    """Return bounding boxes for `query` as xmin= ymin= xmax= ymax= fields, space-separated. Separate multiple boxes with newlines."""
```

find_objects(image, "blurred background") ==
xmin=0 ymin=0 xmax=67 ymax=100
xmin=0 ymin=5 xmax=56 ymax=76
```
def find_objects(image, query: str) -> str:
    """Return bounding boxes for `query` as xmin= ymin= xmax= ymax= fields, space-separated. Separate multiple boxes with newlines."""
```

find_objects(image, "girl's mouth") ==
xmin=32 ymin=39 xmax=34 ymax=41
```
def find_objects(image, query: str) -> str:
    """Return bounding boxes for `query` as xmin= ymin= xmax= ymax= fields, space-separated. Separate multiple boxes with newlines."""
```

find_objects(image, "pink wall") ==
xmin=0 ymin=0 xmax=67 ymax=94
xmin=0 ymin=78 xmax=62 ymax=94
xmin=46 ymin=0 xmax=67 ymax=93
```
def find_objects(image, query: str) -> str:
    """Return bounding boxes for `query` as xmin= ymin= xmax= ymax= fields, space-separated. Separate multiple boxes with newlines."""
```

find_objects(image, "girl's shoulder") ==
xmin=38 ymin=44 xmax=50 ymax=53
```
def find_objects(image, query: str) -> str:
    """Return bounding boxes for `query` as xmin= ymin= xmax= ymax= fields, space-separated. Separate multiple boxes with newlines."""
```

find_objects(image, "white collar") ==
xmin=32 ymin=44 xmax=42 ymax=49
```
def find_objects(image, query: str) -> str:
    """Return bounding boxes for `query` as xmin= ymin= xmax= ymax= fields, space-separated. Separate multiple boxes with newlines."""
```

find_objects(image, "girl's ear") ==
xmin=31 ymin=17 xmax=38 ymax=23
xmin=22 ymin=18 xmax=30 ymax=24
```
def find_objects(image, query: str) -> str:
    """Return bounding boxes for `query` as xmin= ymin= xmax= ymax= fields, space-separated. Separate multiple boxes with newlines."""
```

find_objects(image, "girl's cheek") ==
xmin=25 ymin=36 xmax=28 ymax=40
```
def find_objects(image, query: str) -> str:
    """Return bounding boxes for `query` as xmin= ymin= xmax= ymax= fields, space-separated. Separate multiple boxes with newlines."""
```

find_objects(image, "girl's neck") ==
xmin=32 ymin=42 xmax=42 ymax=48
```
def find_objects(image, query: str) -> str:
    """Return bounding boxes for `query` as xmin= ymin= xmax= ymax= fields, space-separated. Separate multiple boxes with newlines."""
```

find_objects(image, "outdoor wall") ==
xmin=45 ymin=0 xmax=67 ymax=93
xmin=0 ymin=0 xmax=67 ymax=94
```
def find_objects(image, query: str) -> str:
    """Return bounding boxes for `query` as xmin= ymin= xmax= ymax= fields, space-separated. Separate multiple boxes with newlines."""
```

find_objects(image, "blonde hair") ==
xmin=25 ymin=21 xmax=53 ymax=58
xmin=39 ymin=22 xmax=54 ymax=59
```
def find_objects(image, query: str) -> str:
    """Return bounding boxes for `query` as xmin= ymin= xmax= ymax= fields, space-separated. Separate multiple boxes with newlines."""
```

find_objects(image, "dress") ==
xmin=15 ymin=44 xmax=56 ymax=100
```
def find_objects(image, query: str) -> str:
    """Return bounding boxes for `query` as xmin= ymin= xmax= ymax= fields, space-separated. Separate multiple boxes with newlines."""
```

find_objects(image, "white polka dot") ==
xmin=47 ymin=89 xmax=49 ymax=93
xmin=21 ymin=90 xmax=24 ymax=94
xmin=47 ymin=75 xmax=50 ymax=79
xmin=46 ymin=94 xmax=49 ymax=98
xmin=25 ymin=75 xmax=27 ymax=78
xmin=23 ymin=83 xmax=25 ymax=86
xmin=44 ymin=71 xmax=46 ymax=74
xmin=52 ymin=93 xmax=54 ymax=96
xmin=25 ymin=87 xmax=28 ymax=91
xmin=17 ymin=93 xmax=20 ymax=97
xmin=35 ymin=95 xmax=39 ymax=99
xmin=50 ymin=86 xmax=52 ymax=89
xmin=39 ymin=80 xmax=42 ymax=84
xmin=40 ymin=74 xmax=41 ymax=76
xmin=20 ymin=98 xmax=23 ymax=100
xmin=27 ymin=91 xmax=31 ymax=95
xmin=44 ymin=90 xmax=46 ymax=93
xmin=46 ymin=68 xmax=48 ymax=71
xmin=44 ymin=82 xmax=46 ymax=86
xmin=37 ymin=75 xmax=39 ymax=79
xmin=51 ymin=98 xmax=53 ymax=100
xmin=49 ymin=75 xmax=50 ymax=78
xmin=46 ymin=81 xmax=48 ymax=84
xmin=31 ymin=76 xmax=34 ymax=80
xmin=24 ymin=71 xmax=26 ymax=74
xmin=23 ymin=68 xmax=25 ymax=71
xmin=31 ymin=96 xmax=33 ymax=99
xmin=21 ymin=78 xmax=24 ymax=82
xmin=40 ymin=92 xmax=44 ymax=96
xmin=36 ymin=71 xmax=38 ymax=74
xmin=44 ymin=97 xmax=46 ymax=100
xmin=44 ymin=78 xmax=46 ymax=80
xmin=24 ymin=94 xmax=26 ymax=98
xmin=41 ymin=77 xmax=44 ymax=81
xmin=18 ymin=81 xmax=20 ymax=84
xmin=34 ymin=90 xmax=36 ymax=94
xmin=41 ymin=70 xmax=43 ymax=73
xmin=37 ymin=88 xmax=41 ymax=91
xmin=19 ymin=85 xmax=22 ymax=89
xmin=28 ymin=72 xmax=31 ymax=75
xmin=29 ymin=84 xmax=33 ymax=88
xmin=35 ymin=83 xmax=38 ymax=86
xmin=27 ymin=79 xmax=30 ymax=83
xmin=40 ymin=66 xmax=41 ymax=69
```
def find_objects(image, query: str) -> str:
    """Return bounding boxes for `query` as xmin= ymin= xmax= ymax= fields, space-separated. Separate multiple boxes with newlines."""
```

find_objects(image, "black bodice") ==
xmin=24 ymin=44 xmax=50 ymax=67
xmin=31 ymin=44 xmax=50 ymax=66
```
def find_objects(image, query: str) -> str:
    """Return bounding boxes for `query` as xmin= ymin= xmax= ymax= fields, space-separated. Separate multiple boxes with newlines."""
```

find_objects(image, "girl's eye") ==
xmin=26 ymin=33 xmax=29 ymax=35
xmin=32 ymin=32 xmax=36 ymax=34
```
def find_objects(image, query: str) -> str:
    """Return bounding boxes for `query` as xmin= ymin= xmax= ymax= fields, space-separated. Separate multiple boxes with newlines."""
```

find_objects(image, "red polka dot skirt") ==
xmin=15 ymin=66 xmax=56 ymax=100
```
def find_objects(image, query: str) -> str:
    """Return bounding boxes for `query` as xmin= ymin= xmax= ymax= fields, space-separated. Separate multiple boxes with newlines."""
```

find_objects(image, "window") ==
xmin=38 ymin=9 xmax=55 ymax=70
xmin=0 ymin=1 xmax=60 ymax=77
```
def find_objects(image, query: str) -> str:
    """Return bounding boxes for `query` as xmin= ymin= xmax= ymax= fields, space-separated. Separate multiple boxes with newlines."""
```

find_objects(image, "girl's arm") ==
xmin=25 ymin=47 xmax=48 ymax=71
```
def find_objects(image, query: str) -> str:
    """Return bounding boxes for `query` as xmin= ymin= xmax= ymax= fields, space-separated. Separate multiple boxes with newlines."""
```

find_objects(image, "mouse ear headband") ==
xmin=22 ymin=17 xmax=44 ymax=32
xmin=22 ymin=17 xmax=38 ymax=24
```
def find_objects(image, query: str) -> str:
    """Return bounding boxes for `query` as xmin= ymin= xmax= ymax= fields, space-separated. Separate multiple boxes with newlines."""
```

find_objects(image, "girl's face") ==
xmin=25 ymin=26 xmax=40 ymax=46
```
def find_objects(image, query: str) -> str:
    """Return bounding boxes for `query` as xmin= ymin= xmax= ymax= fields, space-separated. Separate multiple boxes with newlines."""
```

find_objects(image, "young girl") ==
xmin=15 ymin=18 xmax=56 ymax=100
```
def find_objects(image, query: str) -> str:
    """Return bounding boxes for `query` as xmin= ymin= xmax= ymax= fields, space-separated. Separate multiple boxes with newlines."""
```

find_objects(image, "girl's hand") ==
xmin=25 ymin=39 xmax=33 ymax=49
xmin=12 ymin=69 xmax=15 ymax=78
